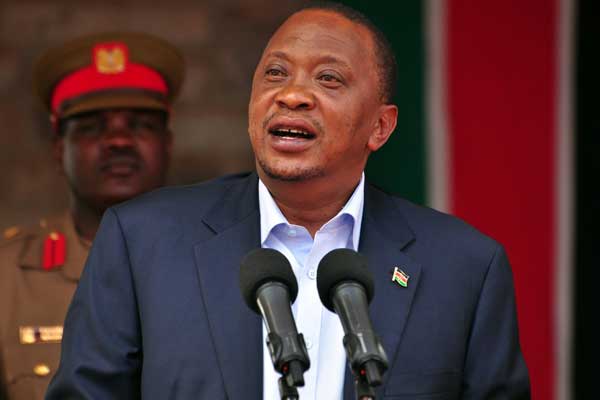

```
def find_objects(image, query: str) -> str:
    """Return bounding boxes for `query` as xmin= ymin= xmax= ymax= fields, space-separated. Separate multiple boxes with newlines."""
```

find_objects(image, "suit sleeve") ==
xmin=45 ymin=208 xmax=142 ymax=399
xmin=462 ymin=244 xmax=531 ymax=399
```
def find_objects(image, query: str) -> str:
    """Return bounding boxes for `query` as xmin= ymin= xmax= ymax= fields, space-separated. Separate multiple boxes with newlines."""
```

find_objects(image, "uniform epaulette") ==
xmin=1 ymin=218 xmax=52 ymax=247
xmin=1 ymin=217 xmax=68 ymax=271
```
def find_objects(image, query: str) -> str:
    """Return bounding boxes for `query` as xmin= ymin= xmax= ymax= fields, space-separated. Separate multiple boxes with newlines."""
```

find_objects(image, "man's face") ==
xmin=248 ymin=9 xmax=396 ymax=185
xmin=54 ymin=108 xmax=172 ymax=212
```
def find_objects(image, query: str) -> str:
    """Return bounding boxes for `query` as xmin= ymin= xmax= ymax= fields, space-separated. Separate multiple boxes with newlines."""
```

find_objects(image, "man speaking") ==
xmin=47 ymin=3 xmax=529 ymax=399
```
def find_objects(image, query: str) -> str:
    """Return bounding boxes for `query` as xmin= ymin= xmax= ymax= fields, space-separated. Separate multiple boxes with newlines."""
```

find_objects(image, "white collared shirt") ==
xmin=259 ymin=174 xmax=365 ymax=400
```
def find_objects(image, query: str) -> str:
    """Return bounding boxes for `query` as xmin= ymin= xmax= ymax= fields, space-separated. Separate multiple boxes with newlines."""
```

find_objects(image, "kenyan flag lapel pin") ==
xmin=392 ymin=267 xmax=409 ymax=287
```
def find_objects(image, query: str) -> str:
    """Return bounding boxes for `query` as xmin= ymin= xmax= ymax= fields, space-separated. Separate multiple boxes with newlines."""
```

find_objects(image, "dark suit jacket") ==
xmin=46 ymin=172 xmax=529 ymax=399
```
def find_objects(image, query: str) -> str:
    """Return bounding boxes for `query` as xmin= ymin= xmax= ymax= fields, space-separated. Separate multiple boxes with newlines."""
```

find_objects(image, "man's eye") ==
xmin=77 ymin=123 xmax=99 ymax=132
xmin=265 ymin=68 xmax=286 ymax=79
xmin=70 ymin=119 xmax=103 ymax=136
xmin=317 ymin=72 xmax=343 ymax=84
xmin=319 ymin=74 xmax=339 ymax=82
xmin=129 ymin=117 xmax=164 ymax=133
xmin=317 ymin=72 xmax=344 ymax=88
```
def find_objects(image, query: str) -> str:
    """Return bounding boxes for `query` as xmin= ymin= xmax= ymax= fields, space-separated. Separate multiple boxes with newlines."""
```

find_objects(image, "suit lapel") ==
xmin=193 ymin=173 xmax=264 ymax=400
xmin=193 ymin=176 xmax=422 ymax=399
xmin=344 ymin=184 xmax=422 ymax=399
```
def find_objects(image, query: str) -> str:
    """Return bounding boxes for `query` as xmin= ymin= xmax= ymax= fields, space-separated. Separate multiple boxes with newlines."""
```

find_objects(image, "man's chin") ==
xmin=96 ymin=186 xmax=150 ymax=208
xmin=258 ymin=162 xmax=324 ymax=182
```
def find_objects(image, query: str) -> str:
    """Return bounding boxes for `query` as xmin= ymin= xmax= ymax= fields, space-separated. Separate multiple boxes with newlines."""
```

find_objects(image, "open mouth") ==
xmin=268 ymin=126 xmax=316 ymax=140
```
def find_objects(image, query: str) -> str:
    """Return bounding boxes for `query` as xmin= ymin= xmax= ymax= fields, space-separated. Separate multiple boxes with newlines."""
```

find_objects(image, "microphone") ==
xmin=317 ymin=248 xmax=388 ymax=396
xmin=239 ymin=248 xmax=310 ymax=397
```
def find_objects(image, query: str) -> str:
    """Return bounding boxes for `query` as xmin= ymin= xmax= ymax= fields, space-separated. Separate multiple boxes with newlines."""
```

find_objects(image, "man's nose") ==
xmin=102 ymin=113 xmax=135 ymax=146
xmin=274 ymin=80 xmax=315 ymax=111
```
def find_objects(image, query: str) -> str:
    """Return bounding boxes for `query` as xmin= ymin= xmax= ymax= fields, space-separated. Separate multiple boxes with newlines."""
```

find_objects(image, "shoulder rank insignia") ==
xmin=42 ymin=231 xmax=66 ymax=270
xmin=3 ymin=226 xmax=21 ymax=240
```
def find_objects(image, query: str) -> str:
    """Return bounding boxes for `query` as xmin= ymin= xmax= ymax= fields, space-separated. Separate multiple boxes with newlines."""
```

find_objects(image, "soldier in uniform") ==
xmin=0 ymin=32 xmax=184 ymax=399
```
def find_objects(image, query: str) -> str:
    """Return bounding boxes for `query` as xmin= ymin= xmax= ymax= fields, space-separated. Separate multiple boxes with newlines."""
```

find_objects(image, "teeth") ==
xmin=282 ymin=129 xmax=308 ymax=135
xmin=271 ymin=128 xmax=313 ymax=137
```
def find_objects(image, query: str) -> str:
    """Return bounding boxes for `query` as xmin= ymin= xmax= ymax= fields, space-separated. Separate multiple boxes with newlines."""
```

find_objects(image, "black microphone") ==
xmin=317 ymin=248 xmax=388 ymax=395
xmin=239 ymin=248 xmax=310 ymax=397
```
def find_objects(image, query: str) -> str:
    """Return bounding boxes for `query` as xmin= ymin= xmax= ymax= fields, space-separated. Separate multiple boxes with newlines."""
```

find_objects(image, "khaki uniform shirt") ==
xmin=0 ymin=212 xmax=90 ymax=399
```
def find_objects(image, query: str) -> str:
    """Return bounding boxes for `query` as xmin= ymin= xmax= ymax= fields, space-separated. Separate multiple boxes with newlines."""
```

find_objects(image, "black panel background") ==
xmin=574 ymin=0 xmax=599 ymax=397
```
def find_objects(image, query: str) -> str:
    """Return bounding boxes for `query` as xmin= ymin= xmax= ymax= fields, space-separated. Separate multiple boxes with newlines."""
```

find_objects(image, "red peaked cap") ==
xmin=33 ymin=32 xmax=185 ymax=120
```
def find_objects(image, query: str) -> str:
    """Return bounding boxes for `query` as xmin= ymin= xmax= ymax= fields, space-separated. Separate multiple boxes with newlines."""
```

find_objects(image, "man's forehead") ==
xmin=262 ymin=49 xmax=352 ymax=70
xmin=263 ymin=9 xmax=373 ymax=62
xmin=278 ymin=10 xmax=366 ymax=39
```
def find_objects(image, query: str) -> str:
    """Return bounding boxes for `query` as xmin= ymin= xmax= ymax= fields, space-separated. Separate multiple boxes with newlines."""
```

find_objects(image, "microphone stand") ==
xmin=353 ymin=360 xmax=380 ymax=400
xmin=342 ymin=326 xmax=389 ymax=400
xmin=315 ymin=249 xmax=389 ymax=399
xmin=356 ymin=380 xmax=376 ymax=400
xmin=240 ymin=249 xmax=310 ymax=399
xmin=278 ymin=377 xmax=299 ymax=400
xmin=266 ymin=331 xmax=310 ymax=400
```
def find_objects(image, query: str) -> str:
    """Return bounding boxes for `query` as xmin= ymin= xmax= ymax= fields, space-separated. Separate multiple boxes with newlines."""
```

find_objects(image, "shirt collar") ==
xmin=258 ymin=173 xmax=365 ymax=250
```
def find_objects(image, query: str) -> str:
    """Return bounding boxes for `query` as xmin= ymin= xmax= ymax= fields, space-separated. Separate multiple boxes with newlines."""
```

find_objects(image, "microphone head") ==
xmin=239 ymin=248 xmax=298 ymax=314
xmin=317 ymin=248 xmax=374 ymax=312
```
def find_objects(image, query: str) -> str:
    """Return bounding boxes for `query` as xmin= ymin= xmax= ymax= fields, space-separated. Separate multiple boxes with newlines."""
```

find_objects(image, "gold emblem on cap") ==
xmin=96 ymin=47 xmax=126 ymax=74
xmin=19 ymin=326 xmax=63 ymax=344
xmin=33 ymin=363 xmax=51 ymax=377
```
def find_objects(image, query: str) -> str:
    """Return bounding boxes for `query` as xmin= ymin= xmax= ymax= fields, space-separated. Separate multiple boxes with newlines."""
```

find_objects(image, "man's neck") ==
xmin=260 ymin=173 xmax=361 ymax=237
xmin=70 ymin=198 xmax=103 ymax=242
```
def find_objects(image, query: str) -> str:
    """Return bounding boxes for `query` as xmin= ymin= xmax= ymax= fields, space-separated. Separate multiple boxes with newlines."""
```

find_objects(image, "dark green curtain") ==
xmin=341 ymin=0 xmax=426 ymax=205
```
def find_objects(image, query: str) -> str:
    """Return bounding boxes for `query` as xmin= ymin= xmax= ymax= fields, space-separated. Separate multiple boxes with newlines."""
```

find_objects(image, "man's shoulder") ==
xmin=0 ymin=213 xmax=69 ymax=266
xmin=0 ymin=224 xmax=28 ymax=245
xmin=108 ymin=172 xmax=257 ymax=231
xmin=116 ymin=172 xmax=254 ymax=211
xmin=368 ymin=184 xmax=500 ymax=253
xmin=0 ymin=218 xmax=48 ymax=251
xmin=0 ymin=225 xmax=31 ymax=261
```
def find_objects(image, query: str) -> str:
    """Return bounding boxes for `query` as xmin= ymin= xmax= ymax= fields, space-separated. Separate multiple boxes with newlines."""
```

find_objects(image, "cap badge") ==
xmin=93 ymin=42 xmax=128 ymax=74
xmin=392 ymin=267 xmax=409 ymax=287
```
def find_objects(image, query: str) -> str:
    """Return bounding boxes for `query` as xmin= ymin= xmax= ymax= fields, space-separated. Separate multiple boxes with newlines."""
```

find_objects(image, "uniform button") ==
xmin=305 ymin=339 xmax=313 ymax=349
xmin=308 ymin=269 xmax=317 ymax=280
xmin=287 ymin=229 xmax=297 ymax=237
xmin=33 ymin=363 xmax=51 ymax=377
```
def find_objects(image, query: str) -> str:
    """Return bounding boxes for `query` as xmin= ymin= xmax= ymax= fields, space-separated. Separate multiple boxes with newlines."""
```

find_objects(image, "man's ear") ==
xmin=367 ymin=104 xmax=398 ymax=152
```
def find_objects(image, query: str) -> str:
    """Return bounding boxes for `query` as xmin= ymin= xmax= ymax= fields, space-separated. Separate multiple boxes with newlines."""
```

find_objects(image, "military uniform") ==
xmin=0 ymin=213 xmax=90 ymax=398
xmin=0 ymin=32 xmax=184 ymax=399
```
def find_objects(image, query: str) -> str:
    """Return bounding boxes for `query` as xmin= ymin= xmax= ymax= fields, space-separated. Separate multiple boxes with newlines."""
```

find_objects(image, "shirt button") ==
xmin=287 ymin=229 xmax=297 ymax=237
xmin=308 ymin=269 xmax=317 ymax=280
xmin=305 ymin=338 xmax=313 ymax=349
